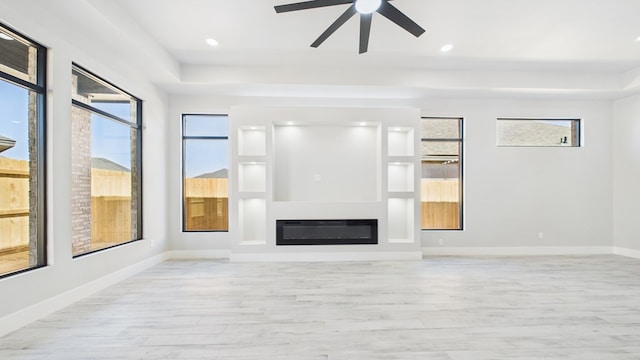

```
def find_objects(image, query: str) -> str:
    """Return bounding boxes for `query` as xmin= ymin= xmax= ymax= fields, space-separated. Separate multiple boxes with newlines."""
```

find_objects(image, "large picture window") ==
xmin=182 ymin=114 xmax=228 ymax=232
xmin=421 ymin=118 xmax=463 ymax=230
xmin=0 ymin=24 xmax=46 ymax=277
xmin=71 ymin=64 xmax=142 ymax=257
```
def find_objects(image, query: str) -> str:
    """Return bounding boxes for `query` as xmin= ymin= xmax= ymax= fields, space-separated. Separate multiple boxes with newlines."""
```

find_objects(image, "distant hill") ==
xmin=195 ymin=168 xmax=228 ymax=179
xmin=91 ymin=157 xmax=130 ymax=172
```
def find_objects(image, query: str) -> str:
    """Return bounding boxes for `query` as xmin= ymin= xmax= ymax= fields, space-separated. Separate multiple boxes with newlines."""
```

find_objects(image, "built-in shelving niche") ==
xmin=239 ymin=198 xmax=266 ymax=245
xmin=388 ymin=162 xmax=414 ymax=193
xmin=388 ymin=127 xmax=414 ymax=157
xmin=237 ymin=126 xmax=267 ymax=245
xmin=238 ymin=126 xmax=266 ymax=157
xmin=238 ymin=162 xmax=266 ymax=193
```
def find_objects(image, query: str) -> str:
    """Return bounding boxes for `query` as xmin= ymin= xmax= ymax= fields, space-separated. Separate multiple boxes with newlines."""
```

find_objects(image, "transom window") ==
xmin=497 ymin=118 xmax=581 ymax=147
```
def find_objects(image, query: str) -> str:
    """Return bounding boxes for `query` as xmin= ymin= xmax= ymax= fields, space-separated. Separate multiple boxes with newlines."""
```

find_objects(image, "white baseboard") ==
xmin=167 ymin=250 xmax=231 ymax=259
xmin=422 ymin=246 xmax=613 ymax=256
xmin=230 ymin=251 xmax=423 ymax=262
xmin=0 ymin=253 xmax=169 ymax=338
xmin=613 ymin=247 xmax=640 ymax=259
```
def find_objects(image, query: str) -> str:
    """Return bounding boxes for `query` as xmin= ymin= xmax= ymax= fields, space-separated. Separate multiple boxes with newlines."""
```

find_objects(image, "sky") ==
xmin=90 ymin=102 xmax=134 ymax=169
xmin=0 ymin=80 xmax=29 ymax=160
xmin=183 ymin=114 xmax=228 ymax=178
xmin=0 ymin=79 xmax=133 ymax=168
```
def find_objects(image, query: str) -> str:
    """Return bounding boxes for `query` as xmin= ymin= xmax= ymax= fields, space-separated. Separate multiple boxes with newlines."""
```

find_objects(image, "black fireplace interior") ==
xmin=276 ymin=219 xmax=378 ymax=246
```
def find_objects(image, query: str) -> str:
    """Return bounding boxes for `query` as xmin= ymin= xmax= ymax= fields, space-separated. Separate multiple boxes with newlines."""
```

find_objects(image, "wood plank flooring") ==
xmin=2 ymin=255 xmax=640 ymax=359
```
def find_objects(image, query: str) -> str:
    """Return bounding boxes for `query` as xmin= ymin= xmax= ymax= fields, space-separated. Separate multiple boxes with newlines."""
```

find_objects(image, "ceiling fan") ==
xmin=274 ymin=0 xmax=426 ymax=54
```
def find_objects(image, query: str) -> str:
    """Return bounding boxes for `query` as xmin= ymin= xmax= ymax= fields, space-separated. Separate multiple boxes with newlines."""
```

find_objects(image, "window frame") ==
xmin=420 ymin=117 xmax=464 ymax=231
xmin=0 ymin=23 xmax=47 ymax=278
xmin=181 ymin=113 xmax=230 ymax=233
xmin=496 ymin=118 xmax=581 ymax=147
xmin=70 ymin=63 xmax=143 ymax=258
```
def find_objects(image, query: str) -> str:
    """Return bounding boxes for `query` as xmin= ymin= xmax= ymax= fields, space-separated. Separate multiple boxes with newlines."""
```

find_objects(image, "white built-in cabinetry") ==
xmin=237 ymin=126 xmax=267 ymax=245
xmin=230 ymin=107 xmax=421 ymax=261
xmin=386 ymin=127 xmax=418 ymax=244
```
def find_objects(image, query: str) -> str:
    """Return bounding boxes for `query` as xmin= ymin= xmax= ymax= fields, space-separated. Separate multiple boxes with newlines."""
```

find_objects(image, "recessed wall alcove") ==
xmin=229 ymin=106 xmax=422 ymax=262
xmin=274 ymin=123 xmax=380 ymax=203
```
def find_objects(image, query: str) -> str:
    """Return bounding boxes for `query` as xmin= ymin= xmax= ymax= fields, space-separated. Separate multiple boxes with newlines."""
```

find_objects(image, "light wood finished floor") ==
xmin=2 ymin=255 xmax=640 ymax=359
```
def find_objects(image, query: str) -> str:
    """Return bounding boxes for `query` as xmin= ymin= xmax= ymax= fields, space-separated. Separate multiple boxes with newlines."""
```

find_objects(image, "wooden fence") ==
xmin=0 ymin=157 xmax=29 ymax=255
xmin=184 ymin=178 xmax=228 ymax=231
xmin=91 ymin=168 xmax=132 ymax=244
xmin=421 ymin=179 xmax=460 ymax=229
xmin=0 ymin=161 xmax=135 ymax=251
xmin=2 ymin=157 xmax=457 ymax=252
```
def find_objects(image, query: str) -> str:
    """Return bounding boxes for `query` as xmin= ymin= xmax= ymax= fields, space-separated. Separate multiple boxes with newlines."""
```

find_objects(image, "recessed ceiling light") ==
xmin=0 ymin=33 xmax=13 ymax=41
xmin=287 ymin=121 xmax=294 ymax=126
xmin=636 ymin=36 xmax=640 ymax=42
xmin=206 ymin=38 xmax=219 ymax=47
xmin=441 ymin=44 xmax=454 ymax=52
xmin=355 ymin=0 xmax=382 ymax=14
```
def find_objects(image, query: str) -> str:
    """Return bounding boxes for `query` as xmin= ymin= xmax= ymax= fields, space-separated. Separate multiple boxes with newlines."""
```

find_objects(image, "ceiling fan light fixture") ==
xmin=274 ymin=0 xmax=425 ymax=53
xmin=355 ymin=0 xmax=382 ymax=14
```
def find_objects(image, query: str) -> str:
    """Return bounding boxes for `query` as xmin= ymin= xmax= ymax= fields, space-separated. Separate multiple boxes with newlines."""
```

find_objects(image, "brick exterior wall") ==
xmin=27 ymin=47 xmax=38 ymax=266
xmin=71 ymin=75 xmax=92 ymax=255
xmin=130 ymin=116 xmax=138 ymax=240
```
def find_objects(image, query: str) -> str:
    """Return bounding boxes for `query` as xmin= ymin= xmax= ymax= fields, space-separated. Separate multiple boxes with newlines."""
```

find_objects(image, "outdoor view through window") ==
xmin=0 ymin=24 xmax=46 ymax=277
xmin=70 ymin=65 xmax=142 ymax=257
xmin=182 ymin=114 xmax=229 ymax=231
xmin=421 ymin=118 xmax=463 ymax=230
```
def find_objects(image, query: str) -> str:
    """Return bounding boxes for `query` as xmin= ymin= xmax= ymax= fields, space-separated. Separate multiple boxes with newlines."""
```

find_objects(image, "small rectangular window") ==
xmin=182 ymin=114 xmax=229 ymax=232
xmin=497 ymin=118 xmax=580 ymax=147
xmin=421 ymin=118 xmax=463 ymax=231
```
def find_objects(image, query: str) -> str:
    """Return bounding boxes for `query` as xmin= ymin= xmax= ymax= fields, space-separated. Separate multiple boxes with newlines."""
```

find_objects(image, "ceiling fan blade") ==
xmin=359 ymin=13 xmax=373 ymax=54
xmin=275 ymin=0 xmax=354 ymax=13
xmin=377 ymin=1 xmax=425 ymax=37
xmin=311 ymin=4 xmax=357 ymax=48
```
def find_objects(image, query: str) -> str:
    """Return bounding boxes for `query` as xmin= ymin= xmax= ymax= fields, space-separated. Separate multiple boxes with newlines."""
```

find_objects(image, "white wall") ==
xmin=274 ymin=124 xmax=379 ymax=202
xmin=170 ymin=95 xmax=613 ymax=253
xmin=0 ymin=0 xmax=169 ymax=321
xmin=419 ymin=99 xmax=612 ymax=250
xmin=613 ymin=94 xmax=640 ymax=251
xmin=167 ymin=97 xmax=231 ymax=252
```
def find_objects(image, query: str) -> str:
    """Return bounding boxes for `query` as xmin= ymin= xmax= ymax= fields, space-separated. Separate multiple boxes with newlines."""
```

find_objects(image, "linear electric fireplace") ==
xmin=276 ymin=219 xmax=378 ymax=246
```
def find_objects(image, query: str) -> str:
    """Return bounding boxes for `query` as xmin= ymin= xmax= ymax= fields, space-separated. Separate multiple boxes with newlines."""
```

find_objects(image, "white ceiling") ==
xmin=82 ymin=0 xmax=640 ymax=98
xmin=109 ymin=0 xmax=640 ymax=68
